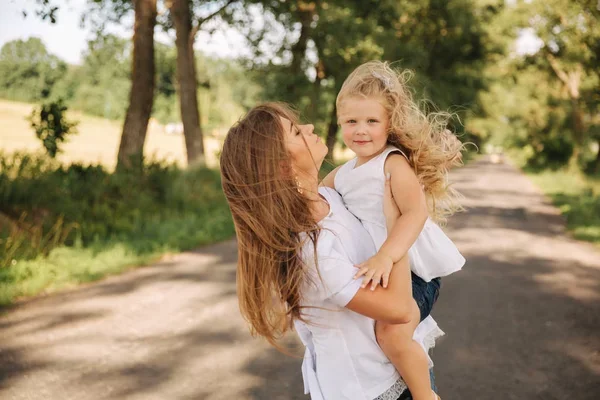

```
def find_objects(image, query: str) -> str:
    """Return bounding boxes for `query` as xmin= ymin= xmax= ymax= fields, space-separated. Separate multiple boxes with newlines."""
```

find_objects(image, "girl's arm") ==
xmin=354 ymin=153 xmax=428 ymax=290
xmin=319 ymin=166 xmax=341 ymax=189
xmin=346 ymin=175 xmax=413 ymax=323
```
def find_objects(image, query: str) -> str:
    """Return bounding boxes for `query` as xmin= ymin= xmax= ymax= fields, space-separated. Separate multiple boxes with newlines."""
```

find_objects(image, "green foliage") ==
xmin=0 ymin=34 xmax=259 ymax=126
xmin=0 ymin=37 xmax=67 ymax=102
xmin=471 ymin=0 xmax=600 ymax=171
xmin=0 ymin=151 xmax=235 ymax=305
xmin=29 ymin=99 xmax=79 ymax=158
xmin=241 ymin=0 xmax=500 ymax=153
xmin=72 ymin=34 xmax=132 ymax=120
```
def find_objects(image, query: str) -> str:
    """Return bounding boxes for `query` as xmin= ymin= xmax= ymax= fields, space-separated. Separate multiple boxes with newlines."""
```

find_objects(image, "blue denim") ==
xmin=396 ymin=369 xmax=437 ymax=399
xmin=411 ymin=273 xmax=441 ymax=322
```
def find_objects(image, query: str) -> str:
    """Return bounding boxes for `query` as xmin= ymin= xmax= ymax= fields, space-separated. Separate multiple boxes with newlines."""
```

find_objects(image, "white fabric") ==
xmin=296 ymin=187 xmax=443 ymax=400
xmin=334 ymin=145 xmax=466 ymax=282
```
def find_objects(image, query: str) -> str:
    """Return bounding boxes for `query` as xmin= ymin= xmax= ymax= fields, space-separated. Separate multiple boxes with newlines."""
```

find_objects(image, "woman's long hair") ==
xmin=337 ymin=61 xmax=464 ymax=223
xmin=220 ymin=103 xmax=319 ymax=349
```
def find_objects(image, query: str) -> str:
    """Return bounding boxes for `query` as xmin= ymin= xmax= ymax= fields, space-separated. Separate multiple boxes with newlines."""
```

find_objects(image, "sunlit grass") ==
xmin=0 ymin=208 xmax=235 ymax=307
xmin=0 ymin=98 xmax=225 ymax=169
xmin=528 ymin=170 xmax=600 ymax=244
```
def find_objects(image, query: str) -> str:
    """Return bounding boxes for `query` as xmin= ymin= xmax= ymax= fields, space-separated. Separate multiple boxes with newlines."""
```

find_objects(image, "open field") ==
xmin=0 ymin=99 xmax=224 ymax=169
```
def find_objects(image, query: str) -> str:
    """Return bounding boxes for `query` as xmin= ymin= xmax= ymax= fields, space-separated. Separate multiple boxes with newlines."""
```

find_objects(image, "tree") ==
xmin=515 ymin=0 xmax=600 ymax=167
xmin=73 ymin=34 xmax=131 ymax=120
xmin=29 ymin=99 xmax=79 ymax=158
xmin=165 ymin=0 xmax=237 ymax=165
xmin=243 ymin=0 xmax=496 ymax=161
xmin=0 ymin=38 xmax=67 ymax=102
xmin=527 ymin=0 xmax=600 ymax=166
xmin=116 ymin=0 xmax=157 ymax=169
xmin=25 ymin=0 xmax=158 ymax=169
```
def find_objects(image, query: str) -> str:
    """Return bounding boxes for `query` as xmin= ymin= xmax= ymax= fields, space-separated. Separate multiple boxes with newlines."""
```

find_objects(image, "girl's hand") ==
xmin=354 ymin=252 xmax=394 ymax=290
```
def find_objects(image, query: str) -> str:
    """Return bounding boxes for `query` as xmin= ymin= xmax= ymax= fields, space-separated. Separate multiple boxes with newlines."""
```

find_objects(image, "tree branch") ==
xmin=546 ymin=53 xmax=570 ymax=86
xmin=191 ymin=0 xmax=237 ymax=38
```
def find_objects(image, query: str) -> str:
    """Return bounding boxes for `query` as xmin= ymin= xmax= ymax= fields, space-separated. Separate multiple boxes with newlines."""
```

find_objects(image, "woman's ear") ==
xmin=279 ymin=160 xmax=293 ymax=178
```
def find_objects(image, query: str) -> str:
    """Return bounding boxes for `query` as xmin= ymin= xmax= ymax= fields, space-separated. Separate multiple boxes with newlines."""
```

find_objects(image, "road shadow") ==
xmin=1 ymin=158 xmax=599 ymax=399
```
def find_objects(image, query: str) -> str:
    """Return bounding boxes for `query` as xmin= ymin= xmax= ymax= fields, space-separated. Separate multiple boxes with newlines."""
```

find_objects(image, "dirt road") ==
xmin=1 ymin=157 xmax=599 ymax=399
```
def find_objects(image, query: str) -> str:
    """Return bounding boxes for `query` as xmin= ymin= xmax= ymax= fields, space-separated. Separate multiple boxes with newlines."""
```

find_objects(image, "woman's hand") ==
xmin=383 ymin=172 xmax=400 ymax=232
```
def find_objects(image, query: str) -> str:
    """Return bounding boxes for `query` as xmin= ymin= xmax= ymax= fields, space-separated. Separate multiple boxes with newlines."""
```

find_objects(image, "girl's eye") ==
xmin=368 ymin=119 xmax=378 ymax=124
xmin=347 ymin=119 xmax=356 ymax=124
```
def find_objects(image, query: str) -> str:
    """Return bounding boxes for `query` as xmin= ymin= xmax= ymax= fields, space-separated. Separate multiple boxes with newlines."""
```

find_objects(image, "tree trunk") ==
xmin=547 ymin=55 xmax=585 ymax=167
xmin=570 ymin=97 xmax=585 ymax=163
xmin=286 ymin=2 xmax=316 ymax=96
xmin=325 ymin=99 xmax=338 ymax=162
xmin=170 ymin=0 xmax=205 ymax=165
xmin=117 ymin=0 xmax=157 ymax=170
xmin=594 ymin=138 xmax=600 ymax=174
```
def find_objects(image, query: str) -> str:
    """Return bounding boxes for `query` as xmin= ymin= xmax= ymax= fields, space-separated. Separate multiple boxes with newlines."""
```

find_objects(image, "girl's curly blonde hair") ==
xmin=336 ymin=61 xmax=464 ymax=223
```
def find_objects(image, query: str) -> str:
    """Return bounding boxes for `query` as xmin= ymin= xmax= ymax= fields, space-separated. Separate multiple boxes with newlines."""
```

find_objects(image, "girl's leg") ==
xmin=397 ymin=370 xmax=438 ymax=400
xmin=376 ymin=300 xmax=436 ymax=400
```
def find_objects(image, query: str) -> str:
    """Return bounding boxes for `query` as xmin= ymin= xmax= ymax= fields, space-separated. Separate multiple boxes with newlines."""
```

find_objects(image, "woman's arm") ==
xmin=346 ymin=255 xmax=413 ymax=324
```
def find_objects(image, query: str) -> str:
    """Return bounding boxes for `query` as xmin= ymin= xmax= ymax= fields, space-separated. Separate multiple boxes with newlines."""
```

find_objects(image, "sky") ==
xmin=0 ymin=0 xmax=249 ymax=64
xmin=0 ymin=0 xmax=543 ymax=65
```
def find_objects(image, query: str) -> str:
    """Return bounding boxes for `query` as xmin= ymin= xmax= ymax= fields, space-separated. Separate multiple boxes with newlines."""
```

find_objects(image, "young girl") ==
xmin=322 ymin=61 xmax=466 ymax=400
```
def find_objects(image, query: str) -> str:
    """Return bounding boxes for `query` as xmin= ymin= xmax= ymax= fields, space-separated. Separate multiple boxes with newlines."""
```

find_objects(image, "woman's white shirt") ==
xmin=295 ymin=187 xmax=401 ymax=400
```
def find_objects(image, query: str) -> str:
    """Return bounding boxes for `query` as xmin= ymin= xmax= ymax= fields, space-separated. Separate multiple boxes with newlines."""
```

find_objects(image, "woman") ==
xmin=220 ymin=103 xmax=440 ymax=399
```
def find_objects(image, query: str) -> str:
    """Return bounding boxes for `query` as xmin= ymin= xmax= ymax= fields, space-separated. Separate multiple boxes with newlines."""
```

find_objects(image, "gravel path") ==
xmin=1 ymin=156 xmax=599 ymax=399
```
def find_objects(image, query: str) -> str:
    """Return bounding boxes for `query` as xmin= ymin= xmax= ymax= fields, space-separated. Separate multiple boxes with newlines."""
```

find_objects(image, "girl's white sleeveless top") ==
xmin=334 ymin=145 xmax=465 ymax=282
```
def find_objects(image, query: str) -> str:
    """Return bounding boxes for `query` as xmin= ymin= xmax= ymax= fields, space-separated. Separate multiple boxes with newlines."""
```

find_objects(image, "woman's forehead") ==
xmin=279 ymin=116 xmax=294 ymax=133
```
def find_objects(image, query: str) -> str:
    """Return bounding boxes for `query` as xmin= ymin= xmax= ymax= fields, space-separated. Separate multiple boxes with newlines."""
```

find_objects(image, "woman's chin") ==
xmin=316 ymin=150 xmax=329 ymax=169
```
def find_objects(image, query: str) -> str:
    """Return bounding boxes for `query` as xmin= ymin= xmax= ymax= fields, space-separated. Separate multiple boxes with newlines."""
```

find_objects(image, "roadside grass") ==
xmin=527 ymin=169 xmax=600 ymax=244
xmin=0 ymin=98 xmax=238 ymax=307
xmin=0 ymin=209 xmax=234 ymax=307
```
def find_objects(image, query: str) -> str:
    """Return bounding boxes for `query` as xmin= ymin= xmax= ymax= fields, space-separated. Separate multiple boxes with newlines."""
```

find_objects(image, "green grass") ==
xmin=0 ymin=211 xmax=234 ymax=307
xmin=0 ymin=152 xmax=235 ymax=307
xmin=528 ymin=169 xmax=600 ymax=244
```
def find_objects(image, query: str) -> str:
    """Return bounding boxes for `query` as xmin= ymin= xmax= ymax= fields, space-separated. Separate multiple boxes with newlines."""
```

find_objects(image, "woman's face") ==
xmin=280 ymin=116 xmax=328 ymax=176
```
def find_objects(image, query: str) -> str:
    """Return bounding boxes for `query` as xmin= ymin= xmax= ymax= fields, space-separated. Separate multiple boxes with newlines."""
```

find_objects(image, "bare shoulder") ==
xmin=320 ymin=165 xmax=342 ymax=189
xmin=384 ymin=152 xmax=413 ymax=176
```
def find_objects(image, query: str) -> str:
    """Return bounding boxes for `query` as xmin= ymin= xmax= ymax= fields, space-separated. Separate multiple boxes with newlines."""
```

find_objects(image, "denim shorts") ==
xmin=411 ymin=273 xmax=441 ymax=322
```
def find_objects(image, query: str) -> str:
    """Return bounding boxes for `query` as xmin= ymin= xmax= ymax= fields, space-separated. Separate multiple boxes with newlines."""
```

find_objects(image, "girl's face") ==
xmin=338 ymin=96 xmax=390 ymax=163
xmin=280 ymin=116 xmax=327 ymax=176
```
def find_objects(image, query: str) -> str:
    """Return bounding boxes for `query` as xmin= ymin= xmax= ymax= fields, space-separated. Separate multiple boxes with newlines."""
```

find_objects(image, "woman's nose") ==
xmin=302 ymin=124 xmax=315 ymax=135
